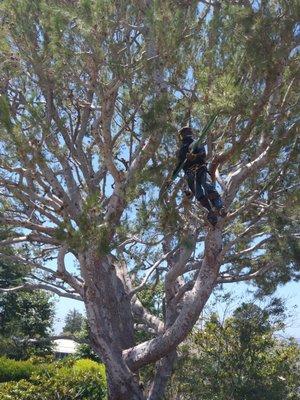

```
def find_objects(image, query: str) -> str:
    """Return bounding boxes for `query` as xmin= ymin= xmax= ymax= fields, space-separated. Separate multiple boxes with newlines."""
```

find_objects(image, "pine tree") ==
xmin=0 ymin=1 xmax=299 ymax=398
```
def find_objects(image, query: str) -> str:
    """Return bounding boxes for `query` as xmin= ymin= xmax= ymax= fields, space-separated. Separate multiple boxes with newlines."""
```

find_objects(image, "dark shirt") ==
xmin=172 ymin=137 xmax=206 ymax=178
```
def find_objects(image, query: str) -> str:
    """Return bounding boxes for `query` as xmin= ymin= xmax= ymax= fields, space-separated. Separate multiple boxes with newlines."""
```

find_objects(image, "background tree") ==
xmin=0 ymin=228 xmax=54 ymax=359
xmin=167 ymin=300 xmax=300 ymax=400
xmin=0 ymin=1 xmax=299 ymax=399
xmin=0 ymin=290 xmax=54 ymax=359
xmin=62 ymin=309 xmax=84 ymax=335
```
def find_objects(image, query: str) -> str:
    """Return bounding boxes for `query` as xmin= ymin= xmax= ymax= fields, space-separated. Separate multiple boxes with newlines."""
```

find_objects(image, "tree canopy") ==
xmin=0 ymin=1 xmax=299 ymax=398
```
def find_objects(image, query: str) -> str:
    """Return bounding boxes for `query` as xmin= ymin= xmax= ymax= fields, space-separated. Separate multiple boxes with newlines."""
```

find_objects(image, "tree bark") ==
xmin=80 ymin=248 xmax=145 ymax=400
xmin=147 ymin=350 xmax=177 ymax=400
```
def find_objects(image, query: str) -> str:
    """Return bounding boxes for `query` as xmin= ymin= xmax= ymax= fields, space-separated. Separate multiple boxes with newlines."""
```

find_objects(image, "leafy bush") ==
xmin=0 ymin=356 xmax=57 ymax=383
xmin=0 ymin=358 xmax=107 ymax=400
xmin=0 ymin=357 xmax=36 ymax=382
xmin=72 ymin=358 xmax=104 ymax=373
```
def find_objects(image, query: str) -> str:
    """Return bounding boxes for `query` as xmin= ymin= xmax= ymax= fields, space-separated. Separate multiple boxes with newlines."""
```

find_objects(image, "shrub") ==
xmin=0 ymin=358 xmax=107 ymax=400
xmin=0 ymin=356 xmax=57 ymax=383
xmin=73 ymin=358 xmax=105 ymax=372
xmin=0 ymin=357 xmax=36 ymax=382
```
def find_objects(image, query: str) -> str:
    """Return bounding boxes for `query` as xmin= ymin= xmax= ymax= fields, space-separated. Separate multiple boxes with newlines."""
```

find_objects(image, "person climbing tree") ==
xmin=172 ymin=126 xmax=226 ymax=226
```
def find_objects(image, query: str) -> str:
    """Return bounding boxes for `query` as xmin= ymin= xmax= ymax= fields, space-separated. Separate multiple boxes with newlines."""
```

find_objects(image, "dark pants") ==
xmin=185 ymin=167 xmax=223 ymax=211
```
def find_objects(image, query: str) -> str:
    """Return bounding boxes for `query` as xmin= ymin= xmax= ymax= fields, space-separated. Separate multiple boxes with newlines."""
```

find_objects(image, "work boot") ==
xmin=207 ymin=210 xmax=218 ymax=226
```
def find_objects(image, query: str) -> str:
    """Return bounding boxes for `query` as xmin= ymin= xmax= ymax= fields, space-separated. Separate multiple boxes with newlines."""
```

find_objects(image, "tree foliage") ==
xmin=168 ymin=301 xmax=300 ymax=400
xmin=0 ymin=290 xmax=54 ymax=359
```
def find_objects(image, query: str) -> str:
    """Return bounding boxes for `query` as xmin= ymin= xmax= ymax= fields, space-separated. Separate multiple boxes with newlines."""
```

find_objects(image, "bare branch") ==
xmin=0 ymin=252 xmax=56 ymax=275
xmin=217 ymin=263 xmax=274 ymax=283
xmin=130 ymin=250 xmax=173 ymax=297
xmin=0 ymin=282 xmax=82 ymax=300
xmin=226 ymin=237 xmax=271 ymax=260
xmin=131 ymin=295 xmax=164 ymax=334
xmin=134 ymin=324 xmax=157 ymax=335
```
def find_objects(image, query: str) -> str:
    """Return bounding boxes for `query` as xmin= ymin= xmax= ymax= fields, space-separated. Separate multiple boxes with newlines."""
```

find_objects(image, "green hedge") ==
xmin=0 ymin=356 xmax=57 ymax=383
xmin=0 ymin=358 xmax=107 ymax=400
xmin=0 ymin=357 xmax=37 ymax=382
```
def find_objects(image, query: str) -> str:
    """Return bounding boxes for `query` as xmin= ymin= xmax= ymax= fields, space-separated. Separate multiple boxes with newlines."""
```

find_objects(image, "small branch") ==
xmin=0 ymin=282 xmax=83 ymax=300
xmin=173 ymin=280 xmax=195 ymax=304
xmin=220 ymin=214 xmax=267 ymax=257
xmin=227 ymin=237 xmax=271 ymax=260
xmin=0 ymin=252 xmax=56 ymax=275
xmin=117 ymin=235 xmax=163 ymax=250
xmin=130 ymin=250 xmax=173 ymax=297
xmin=134 ymin=324 xmax=157 ymax=335
xmin=217 ymin=263 xmax=273 ymax=283
xmin=131 ymin=295 xmax=164 ymax=334
xmin=165 ymin=239 xmax=196 ymax=293
xmin=0 ymin=216 xmax=57 ymax=236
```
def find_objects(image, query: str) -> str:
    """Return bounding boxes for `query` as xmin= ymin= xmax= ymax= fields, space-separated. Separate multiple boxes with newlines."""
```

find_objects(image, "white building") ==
xmin=52 ymin=339 xmax=79 ymax=358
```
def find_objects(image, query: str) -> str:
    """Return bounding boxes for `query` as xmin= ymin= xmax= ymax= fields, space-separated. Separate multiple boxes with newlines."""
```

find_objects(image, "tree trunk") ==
xmin=80 ymin=248 xmax=145 ymax=400
xmin=147 ymin=350 xmax=177 ymax=400
xmin=89 ymin=330 xmax=144 ymax=399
